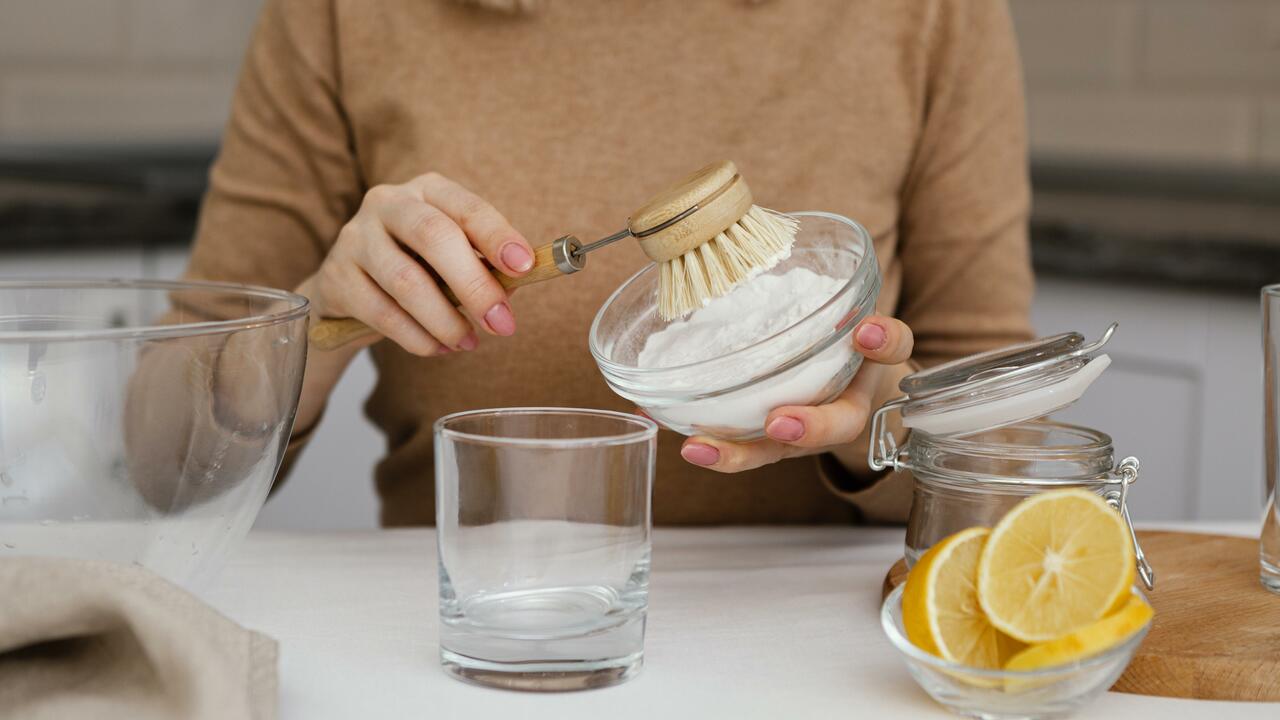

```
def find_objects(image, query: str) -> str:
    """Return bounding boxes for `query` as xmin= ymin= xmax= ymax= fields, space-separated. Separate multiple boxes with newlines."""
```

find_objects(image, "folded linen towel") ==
xmin=0 ymin=557 xmax=276 ymax=720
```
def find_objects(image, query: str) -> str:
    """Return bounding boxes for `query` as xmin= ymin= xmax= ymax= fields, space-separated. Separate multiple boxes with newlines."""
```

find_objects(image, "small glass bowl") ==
xmin=589 ymin=211 xmax=881 ymax=440
xmin=881 ymin=584 xmax=1150 ymax=720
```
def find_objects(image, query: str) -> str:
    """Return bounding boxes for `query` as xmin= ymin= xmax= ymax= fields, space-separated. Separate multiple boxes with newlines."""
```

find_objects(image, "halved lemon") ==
xmin=903 ymin=527 xmax=1026 ymax=669
xmin=1003 ymin=595 xmax=1152 ymax=672
xmin=977 ymin=489 xmax=1135 ymax=643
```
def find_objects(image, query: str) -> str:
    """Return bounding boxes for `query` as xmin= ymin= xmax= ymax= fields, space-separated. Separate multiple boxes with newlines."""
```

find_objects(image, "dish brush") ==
xmin=309 ymin=159 xmax=798 ymax=350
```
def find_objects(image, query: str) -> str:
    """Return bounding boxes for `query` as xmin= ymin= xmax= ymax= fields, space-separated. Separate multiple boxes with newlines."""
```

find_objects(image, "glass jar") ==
xmin=869 ymin=323 xmax=1154 ymax=589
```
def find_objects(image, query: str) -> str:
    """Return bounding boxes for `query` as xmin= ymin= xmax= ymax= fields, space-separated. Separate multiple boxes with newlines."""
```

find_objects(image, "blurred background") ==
xmin=0 ymin=0 xmax=1276 ymax=529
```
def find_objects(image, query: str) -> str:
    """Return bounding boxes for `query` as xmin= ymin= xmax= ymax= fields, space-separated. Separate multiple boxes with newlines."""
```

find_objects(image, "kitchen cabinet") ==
xmin=1 ymin=249 xmax=1266 ymax=527
xmin=1032 ymin=277 xmax=1262 ymax=523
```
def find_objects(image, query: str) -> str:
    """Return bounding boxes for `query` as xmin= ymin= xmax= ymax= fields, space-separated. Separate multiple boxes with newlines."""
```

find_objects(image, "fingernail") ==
xmin=500 ymin=243 xmax=534 ymax=273
xmin=766 ymin=416 xmax=805 ymax=442
xmin=856 ymin=322 xmax=887 ymax=350
xmin=437 ymin=346 xmax=452 ymax=355
xmin=681 ymin=443 xmax=720 ymax=466
xmin=484 ymin=302 xmax=516 ymax=336
xmin=457 ymin=332 xmax=479 ymax=351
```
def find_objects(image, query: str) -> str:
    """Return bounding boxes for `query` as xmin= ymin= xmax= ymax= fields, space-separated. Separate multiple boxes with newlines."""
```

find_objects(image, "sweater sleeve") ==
xmin=826 ymin=0 xmax=1035 ymax=523
xmin=185 ymin=0 xmax=363 ymax=481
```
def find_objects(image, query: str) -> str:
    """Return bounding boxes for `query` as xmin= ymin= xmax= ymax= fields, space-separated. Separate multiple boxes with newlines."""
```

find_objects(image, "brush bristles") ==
xmin=657 ymin=206 xmax=799 ymax=321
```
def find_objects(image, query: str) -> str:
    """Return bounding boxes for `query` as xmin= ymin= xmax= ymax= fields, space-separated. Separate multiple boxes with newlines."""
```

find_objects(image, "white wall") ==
xmin=1012 ymin=0 xmax=1280 ymax=168
xmin=1 ymin=0 xmax=1277 ymax=168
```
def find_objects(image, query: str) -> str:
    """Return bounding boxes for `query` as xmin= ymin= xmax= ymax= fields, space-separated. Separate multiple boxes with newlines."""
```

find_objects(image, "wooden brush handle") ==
xmin=628 ymin=160 xmax=753 ymax=262
xmin=308 ymin=238 xmax=578 ymax=351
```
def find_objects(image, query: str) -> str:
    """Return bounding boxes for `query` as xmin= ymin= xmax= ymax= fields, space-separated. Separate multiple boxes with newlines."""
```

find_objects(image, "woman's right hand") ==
xmin=301 ymin=172 xmax=535 ymax=356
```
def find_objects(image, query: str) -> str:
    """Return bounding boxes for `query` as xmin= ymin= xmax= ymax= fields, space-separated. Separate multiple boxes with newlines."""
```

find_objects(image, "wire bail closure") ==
xmin=1107 ymin=456 xmax=1155 ymax=590
xmin=868 ymin=398 xmax=908 ymax=473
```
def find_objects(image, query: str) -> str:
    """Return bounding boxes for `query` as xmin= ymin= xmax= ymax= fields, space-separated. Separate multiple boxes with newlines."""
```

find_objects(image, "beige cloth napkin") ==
xmin=0 ymin=557 xmax=277 ymax=720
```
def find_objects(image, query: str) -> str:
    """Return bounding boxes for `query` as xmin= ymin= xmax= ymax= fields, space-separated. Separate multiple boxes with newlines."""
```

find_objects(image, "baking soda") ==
xmin=638 ymin=268 xmax=846 ymax=370
xmin=636 ymin=267 xmax=857 ymax=435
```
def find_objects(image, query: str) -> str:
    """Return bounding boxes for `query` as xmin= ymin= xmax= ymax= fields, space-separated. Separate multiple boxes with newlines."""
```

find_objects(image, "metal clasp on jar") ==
xmin=1105 ymin=456 xmax=1155 ymax=590
xmin=868 ymin=398 xmax=910 ymax=472
xmin=867 ymin=401 xmax=1155 ymax=591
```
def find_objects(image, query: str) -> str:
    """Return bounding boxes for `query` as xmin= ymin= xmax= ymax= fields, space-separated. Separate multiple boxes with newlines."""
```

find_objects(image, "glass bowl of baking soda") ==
xmin=590 ymin=211 xmax=882 ymax=441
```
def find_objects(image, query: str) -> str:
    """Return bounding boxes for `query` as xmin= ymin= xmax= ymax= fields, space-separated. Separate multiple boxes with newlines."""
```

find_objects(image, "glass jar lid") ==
xmin=895 ymin=323 xmax=1117 ymax=437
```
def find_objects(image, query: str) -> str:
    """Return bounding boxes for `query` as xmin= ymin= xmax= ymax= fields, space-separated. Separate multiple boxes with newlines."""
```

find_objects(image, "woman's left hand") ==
xmin=678 ymin=314 xmax=914 ymax=473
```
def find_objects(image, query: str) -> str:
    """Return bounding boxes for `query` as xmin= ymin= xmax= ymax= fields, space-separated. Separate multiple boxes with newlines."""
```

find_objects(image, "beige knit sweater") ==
xmin=183 ymin=0 xmax=1034 ymax=526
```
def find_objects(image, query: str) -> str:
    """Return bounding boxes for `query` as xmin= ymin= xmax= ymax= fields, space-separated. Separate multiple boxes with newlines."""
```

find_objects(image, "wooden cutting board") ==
xmin=881 ymin=530 xmax=1280 ymax=701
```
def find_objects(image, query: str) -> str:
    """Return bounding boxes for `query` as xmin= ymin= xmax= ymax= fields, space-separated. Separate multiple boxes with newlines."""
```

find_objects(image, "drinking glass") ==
xmin=435 ymin=407 xmax=657 ymax=690
xmin=1263 ymin=285 xmax=1280 ymax=594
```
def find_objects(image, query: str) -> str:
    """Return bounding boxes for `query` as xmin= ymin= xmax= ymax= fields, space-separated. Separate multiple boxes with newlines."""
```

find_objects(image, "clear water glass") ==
xmin=434 ymin=407 xmax=657 ymax=691
xmin=1263 ymin=285 xmax=1280 ymax=594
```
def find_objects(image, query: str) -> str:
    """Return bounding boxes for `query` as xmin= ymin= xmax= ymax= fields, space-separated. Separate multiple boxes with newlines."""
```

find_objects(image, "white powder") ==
xmin=638 ymin=267 xmax=846 ymax=370
xmin=634 ymin=267 xmax=859 ymax=438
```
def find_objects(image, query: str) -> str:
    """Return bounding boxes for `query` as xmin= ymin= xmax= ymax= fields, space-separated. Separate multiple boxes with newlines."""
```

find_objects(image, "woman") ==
xmin=184 ymin=0 xmax=1033 ymax=526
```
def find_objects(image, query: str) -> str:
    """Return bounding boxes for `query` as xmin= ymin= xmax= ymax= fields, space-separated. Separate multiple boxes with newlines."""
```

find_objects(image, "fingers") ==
xmin=679 ymin=354 xmax=896 ymax=472
xmin=679 ymin=435 xmax=799 ymax=474
xmin=356 ymin=226 xmax=479 ymax=351
xmin=678 ymin=369 xmax=880 ymax=471
xmin=319 ymin=258 xmax=446 ymax=357
xmin=762 ymin=363 xmax=885 ymax=449
xmin=372 ymin=187 xmax=516 ymax=336
xmin=852 ymin=315 xmax=913 ymax=365
xmin=411 ymin=172 xmax=535 ymax=277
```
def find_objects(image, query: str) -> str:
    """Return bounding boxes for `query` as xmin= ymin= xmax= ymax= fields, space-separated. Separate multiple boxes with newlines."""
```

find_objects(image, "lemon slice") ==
xmin=977 ymin=489 xmax=1135 ymax=643
xmin=1003 ymin=595 xmax=1152 ymax=672
xmin=903 ymin=527 xmax=1026 ymax=669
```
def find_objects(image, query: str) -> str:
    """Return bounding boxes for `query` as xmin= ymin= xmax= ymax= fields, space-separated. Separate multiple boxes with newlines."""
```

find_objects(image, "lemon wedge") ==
xmin=903 ymin=527 xmax=1026 ymax=669
xmin=977 ymin=489 xmax=1135 ymax=644
xmin=1003 ymin=595 xmax=1152 ymax=672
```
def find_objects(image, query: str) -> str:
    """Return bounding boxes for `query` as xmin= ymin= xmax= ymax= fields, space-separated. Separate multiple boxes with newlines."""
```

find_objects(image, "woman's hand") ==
xmin=302 ymin=172 xmax=535 ymax=356
xmin=678 ymin=315 xmax=913 ymax=473
xmin=292 ymin=172 xmax=532 ymax=434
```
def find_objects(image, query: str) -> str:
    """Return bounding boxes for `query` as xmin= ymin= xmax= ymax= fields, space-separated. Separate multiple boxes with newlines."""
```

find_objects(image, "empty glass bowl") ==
xmin=0 ymin=280 xmax=308 ymax=590
xmin=881 ymin=584 xmax=1150 ymax=719
xmin=590 ymin=212 xmax=881 ymax=440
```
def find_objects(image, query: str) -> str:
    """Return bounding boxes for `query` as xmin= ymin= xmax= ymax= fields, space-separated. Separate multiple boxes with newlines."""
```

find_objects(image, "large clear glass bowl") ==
xmin=0 ymin=279 xmax=308 ymax=590
xmin=881 ymin=584 xmax=1150 ymax=719
xmin=589 ymin=212 xmax=881 ymax=440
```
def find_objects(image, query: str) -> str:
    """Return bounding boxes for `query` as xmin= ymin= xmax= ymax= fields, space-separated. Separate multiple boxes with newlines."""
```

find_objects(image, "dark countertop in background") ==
xmin=1 ymin=145 xmax=1277 ymax=292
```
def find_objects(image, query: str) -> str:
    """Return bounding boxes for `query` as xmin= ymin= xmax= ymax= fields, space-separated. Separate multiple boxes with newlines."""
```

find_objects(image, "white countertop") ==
xmin=207 ymin=523 xmax=1276 ymax=719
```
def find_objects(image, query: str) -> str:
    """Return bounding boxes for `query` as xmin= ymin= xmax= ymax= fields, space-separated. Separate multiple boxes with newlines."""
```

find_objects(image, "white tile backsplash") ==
xmin=0 ymin=69 xmax=237 ymax=144
xmin=127 ymin=0 xmax=263 ymax=64
xmin=1011 ymin=0 xmax=1139 ymax=85
xmin=0 ymin=0 xmax=128 ymax=62
xmin=0 ymin=0 xmax=1275 ymax=168
xmin=1141 ymin=0 xmax=1280 ymax=84
xmin=1028 ymin=90 xmax=1257 ymax=166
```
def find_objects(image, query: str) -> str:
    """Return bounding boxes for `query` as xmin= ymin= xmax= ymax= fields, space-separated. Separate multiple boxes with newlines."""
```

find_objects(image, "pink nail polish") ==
xmin=458 ymin=332 xmax=479 ymax=351
xmin=856 ymin=323 xmax=887 ymax=350
xmin=766 ymin=416 xmax=805 ymax=442
xmin=500 ymin=243 xmax=534 ymax=273
xmin=484 ymin=302 xmax=516 ymax=336
xmin=681 ymin=443 xmax=720 ymax=466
